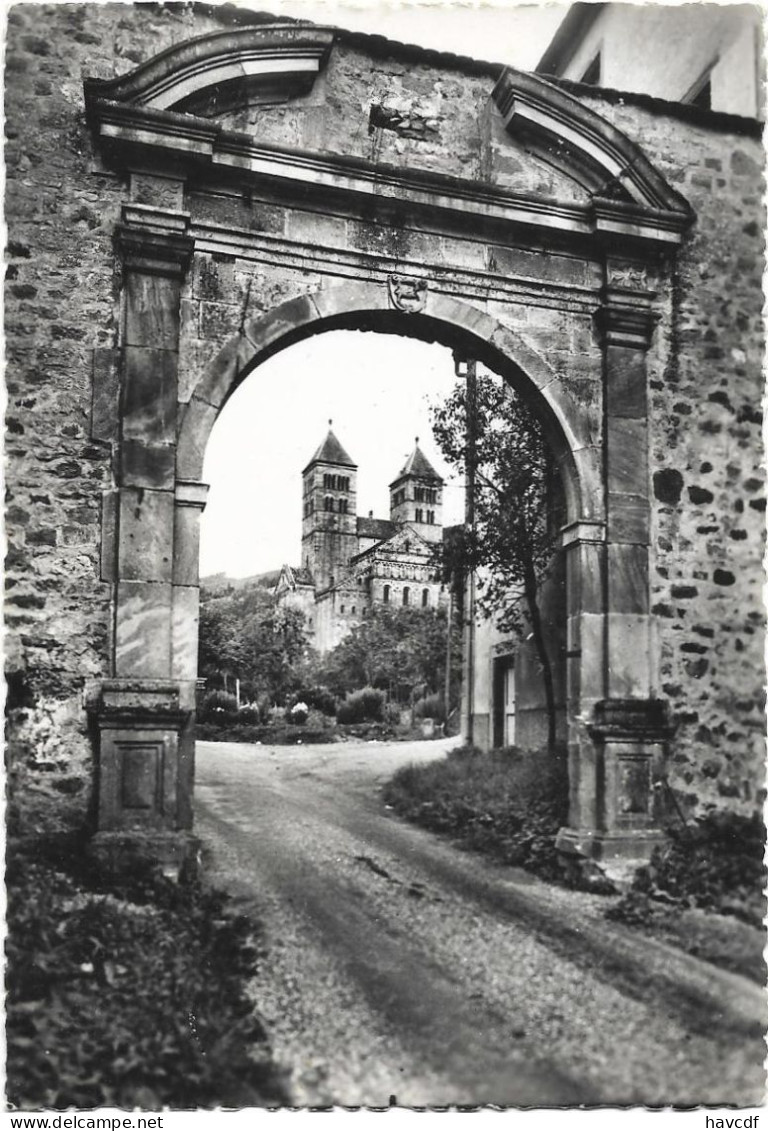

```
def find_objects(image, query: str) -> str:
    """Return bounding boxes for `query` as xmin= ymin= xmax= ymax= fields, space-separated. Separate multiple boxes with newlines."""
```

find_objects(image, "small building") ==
xmin=537 ymin=2 xmax=764 ymax=119
xmin=275 ymin=426 xmax=449 ymax=652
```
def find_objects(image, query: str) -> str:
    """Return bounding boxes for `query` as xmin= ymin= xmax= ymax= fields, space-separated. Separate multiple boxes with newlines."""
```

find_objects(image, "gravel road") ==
xmin=195 ymin=738 xmax=766 ymax=1108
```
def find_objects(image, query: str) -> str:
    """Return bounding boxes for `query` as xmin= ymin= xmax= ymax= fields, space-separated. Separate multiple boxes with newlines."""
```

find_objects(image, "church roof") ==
xmin=357 ymin=516 xmax=396 ymax=541
xmin=391 ymin=442 xmax=443 ymax=485
xmin=303 ymin=426 xmax=357 ymax=472
xmin=276 ymin=564 xmax=314 ymax=591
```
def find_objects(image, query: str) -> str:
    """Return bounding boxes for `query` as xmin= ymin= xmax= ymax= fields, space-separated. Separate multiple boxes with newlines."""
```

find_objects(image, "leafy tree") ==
xmin=316 ymin=605 xmax=461 ymax=707
xmin=431 ymin=370 xmax=562 ymax=752
xmin=198 ymin=584 xmax=309 ymax=705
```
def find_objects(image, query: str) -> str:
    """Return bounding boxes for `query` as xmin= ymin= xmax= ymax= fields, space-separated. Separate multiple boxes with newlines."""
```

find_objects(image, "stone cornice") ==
xmin=84 ymin=26 xmax=334 ymax=115
xmin=115 ymin=204 xmax=194 ymax=276
xmin=493 ymin=70 xmax=695 ymax=224
xmin=88 ymin=98 xmax=690 ymax=249
xmin=596 ymin=286 xmax=660 ymax=350
xmin=190 ymin=217 xmax=598 ymax=313
xmin=175 ymin=480 xmax=210 ymax=509
xmin=561 ymin=519 xmax=606 ymax=547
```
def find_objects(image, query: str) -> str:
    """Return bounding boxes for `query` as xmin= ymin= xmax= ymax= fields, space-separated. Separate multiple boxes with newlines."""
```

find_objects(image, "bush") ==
xmin=383 ymin=746 xmax=571 ymax=882
xmin=6 ymin=837 xmax=288 ymax=1109
xmin=608 ymin=810 xmax=767 ymax=930
xmin=290 ymin=686 xmax=337 ymax=717
xmin=199 ymin=689 xmax=238 ymax=722
xmin=236 ymin=705 xmax=262 ymax=725
xmin=289 ymin=702 xmax=309 ymax=725
xmin=337 ymin=686 xmax=385 ymax=724
xmin=413 ymin=694 xmax=445 ymax=723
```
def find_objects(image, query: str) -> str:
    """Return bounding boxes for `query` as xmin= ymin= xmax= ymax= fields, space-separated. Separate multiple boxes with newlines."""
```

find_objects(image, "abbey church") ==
xmin=275 ymin=426 xmax=449 ymax=653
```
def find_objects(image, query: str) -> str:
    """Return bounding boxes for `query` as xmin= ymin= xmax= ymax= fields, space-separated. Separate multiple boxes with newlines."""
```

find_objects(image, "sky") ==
xmin=199 ymin=1 xmax=570 ymax=578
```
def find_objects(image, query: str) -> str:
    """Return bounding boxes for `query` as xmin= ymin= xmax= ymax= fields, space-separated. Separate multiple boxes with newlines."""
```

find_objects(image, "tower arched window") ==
xmin=324 ymin=495 xmax=334 ymax=512
xmin=383 ymin=584 xmax=390 ymax=604
xmin=403 ymin=586 xmax=410 ymax=606
xmin=422 ymin=588 xmax=429 ymax=608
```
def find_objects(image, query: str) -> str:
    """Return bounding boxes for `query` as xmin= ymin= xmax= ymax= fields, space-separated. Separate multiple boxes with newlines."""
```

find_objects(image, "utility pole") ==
xmin=443 ymin=589 xmax=452 ymax=725
xmin=453 ymin=352 xmax=477 ymax=749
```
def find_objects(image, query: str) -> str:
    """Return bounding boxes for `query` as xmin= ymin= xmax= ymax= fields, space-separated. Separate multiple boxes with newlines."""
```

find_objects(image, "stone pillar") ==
xmin=92 ymin=205 xmax=197 ymax=872
xmin=560 ymin=519 xmax=606 ymax=836
xmin=172 ymin=480 xmax=210 ymax=832
xmin=557 ymin=263 xmax=671 ymax=877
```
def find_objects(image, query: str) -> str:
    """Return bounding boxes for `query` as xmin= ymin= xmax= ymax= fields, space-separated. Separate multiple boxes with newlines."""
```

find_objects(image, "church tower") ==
xmin=301 ymin=423 xmax=359 ymax=591
xmin=389 ymin=439 xmax=444 ymax=544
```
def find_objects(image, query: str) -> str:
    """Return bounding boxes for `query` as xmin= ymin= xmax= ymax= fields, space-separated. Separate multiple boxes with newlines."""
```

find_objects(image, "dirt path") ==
xmin=194 ymin=739 xmax=765 ymax=1107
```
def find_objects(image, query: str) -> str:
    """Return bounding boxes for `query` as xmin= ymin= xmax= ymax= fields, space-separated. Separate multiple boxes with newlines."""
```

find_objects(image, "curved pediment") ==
xmin=493 ymin=69 xmax=692 ymax=217
xmin=84 ymin=25 xmax=334 ymax=116
xmin=84 ymin=22 xmax=692 ymax=247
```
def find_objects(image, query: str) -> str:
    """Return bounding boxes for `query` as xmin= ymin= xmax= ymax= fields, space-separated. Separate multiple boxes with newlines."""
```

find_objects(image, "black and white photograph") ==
xmin=4 ymin=0 xmax=766 ymax=1115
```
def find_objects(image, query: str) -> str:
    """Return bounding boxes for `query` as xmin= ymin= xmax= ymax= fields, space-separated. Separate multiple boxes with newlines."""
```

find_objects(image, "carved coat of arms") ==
xmin=388 ymin=274 xmax=428 ymax=313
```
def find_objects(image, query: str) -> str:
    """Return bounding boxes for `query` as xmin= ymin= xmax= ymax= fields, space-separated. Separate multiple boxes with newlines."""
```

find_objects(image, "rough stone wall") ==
xmin=578 ymin=90 xmax=765 ymax=816
xmin=4 ymin=3 xmax=224 ymax=831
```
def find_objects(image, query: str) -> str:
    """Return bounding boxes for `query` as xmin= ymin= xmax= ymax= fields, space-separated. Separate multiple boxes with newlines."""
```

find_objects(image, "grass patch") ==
xmin=383 ymin=752 xmax=767 ymax=981
xmin=383 ymin=745 xmax=575 ymax=883
xmin=6 ymin=836 xmax=289 ymax=1110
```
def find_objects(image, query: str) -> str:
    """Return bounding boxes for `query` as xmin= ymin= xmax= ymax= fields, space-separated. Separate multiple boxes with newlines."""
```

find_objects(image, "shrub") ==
xmin=290 ymin=686 xmax=337 ymax=717
xmin=6 ymin=837 xmax=288 ymax=1109
xmin=236 ymin=705 xmax=261 ymax=725
xmin=608 ymin=810 xmax=767 ymax=929
xmin=413 ymin=693 xmax=445 ymax=723
xmin=289 ymin=702 xmax=309 ymax=725
xmin=337 ymin=686 xmax=385 ymax=724
xmin=384 ymin=702 xmax=402 ymax=726
xmin=383 ymin=746 xmax=571 ymax=882
xmin=199 ymin=689 xmax=238 ymax=722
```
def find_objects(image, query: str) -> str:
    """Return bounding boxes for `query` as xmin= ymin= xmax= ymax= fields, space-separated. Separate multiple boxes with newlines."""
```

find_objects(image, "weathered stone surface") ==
xmin=124 ymin=273 xmax=183 ymax=350
xmin=100 ymin=489 xmax=118 ymax=582
xmin=173 ymin=500 xmax=204 ymax=586
xmin=91 ymin=348 xmax=120 ymax=442
xmin=172 ymin=585 xmax=200 ymax=680
xmin=122 ymin=346 xmax=178 ymax=443
xmin=608 ymin=493 xmax=650 ymax=544
xmin=565 ymin=538 xmax=604 ymax=616
xmin=97 ymin=721 xmax=180 ymax=831
xmin=606 ymin=544 xmax=649 ymax=615
xmin=117 ymin=489 xmax=174 ymax=582
xmin=176 ymin=397 xmax=219 ymax=481
xmin=115 ymin=581 xmax=173 ymax=679
xmin=606 ymin=348 xmax=647 ymax=419
xmin=606 ymin=418 xmax=648 ymax=497
xmin=130 ymin=172 xmax=185 ymax=211
xmin=287 ymin=210 xmax=348 ymax=249
xmin=120 ymin=440 xmax=175 ymax=490
xmin=606 ymin=614 xmax=652 ymax=698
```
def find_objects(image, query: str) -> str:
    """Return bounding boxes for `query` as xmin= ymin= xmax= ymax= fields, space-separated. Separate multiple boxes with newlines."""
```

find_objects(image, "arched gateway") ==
xmin=81 ymin=22 xmax=694 ymax=873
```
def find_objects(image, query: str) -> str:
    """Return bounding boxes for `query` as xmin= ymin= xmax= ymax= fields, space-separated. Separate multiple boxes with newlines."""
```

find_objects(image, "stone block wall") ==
xmin=578 ymin=90 xmax=765 ymax=815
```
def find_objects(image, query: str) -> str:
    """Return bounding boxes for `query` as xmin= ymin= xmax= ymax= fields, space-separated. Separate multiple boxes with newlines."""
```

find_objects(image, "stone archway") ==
xmin=84 ymin=21 xmax=693 ymax=873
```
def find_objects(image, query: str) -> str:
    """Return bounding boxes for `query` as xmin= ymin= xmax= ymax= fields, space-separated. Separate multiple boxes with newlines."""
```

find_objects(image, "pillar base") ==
xmin=87 ymin=830 xmax=201 ymax=881
xmin=556 ymin=824 xmax=665 ymax=884
xmin=561 ymin=698 xmax=674 ymax=884
xmin=91 ymin=679 xmax=194 ymax=839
